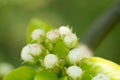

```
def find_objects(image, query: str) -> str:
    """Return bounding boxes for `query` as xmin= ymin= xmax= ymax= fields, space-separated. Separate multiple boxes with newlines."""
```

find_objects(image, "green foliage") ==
xmin=3 ymin=66 xmax=36 ymax=80
xmin=53 ymin=39 xmax=69 ymax=58
xmin=34 ymin=70 xmax=58 ymax=80
xmin=3 ymin=66 xmax=58 ymax=80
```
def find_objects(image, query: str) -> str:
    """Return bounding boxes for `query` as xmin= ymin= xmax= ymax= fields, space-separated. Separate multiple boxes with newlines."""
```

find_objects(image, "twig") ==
xmin=81 ymin=0 xmax=120 ymax=51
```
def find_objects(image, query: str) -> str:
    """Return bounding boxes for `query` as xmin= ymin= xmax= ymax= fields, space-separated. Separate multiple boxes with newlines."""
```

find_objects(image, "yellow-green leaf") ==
xmin=3 ymin=66 xmax=36 ymax=80
xmin=80 ymin=57 xmax=120 ymax=80
xmin=34 ymin=70 xmax=58 ymax=80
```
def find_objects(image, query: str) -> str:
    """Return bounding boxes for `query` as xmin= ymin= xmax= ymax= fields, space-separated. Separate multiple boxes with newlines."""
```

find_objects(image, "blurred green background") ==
xmin=0 ymin=0 xmax=120 ymax=68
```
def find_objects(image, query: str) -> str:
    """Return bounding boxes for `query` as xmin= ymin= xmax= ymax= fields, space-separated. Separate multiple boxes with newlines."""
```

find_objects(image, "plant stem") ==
xmin=81 ymin=0 xmax=120 ymax=51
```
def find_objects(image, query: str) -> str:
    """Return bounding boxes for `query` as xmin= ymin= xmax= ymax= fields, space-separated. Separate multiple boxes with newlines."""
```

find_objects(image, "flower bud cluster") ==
xmin=21 ymin=26 xmax=79 ymax=77
xmin=20 ymin=26 xmax=110 ymax=80
xmin=59 ymin=26 xmax=78 ymax=48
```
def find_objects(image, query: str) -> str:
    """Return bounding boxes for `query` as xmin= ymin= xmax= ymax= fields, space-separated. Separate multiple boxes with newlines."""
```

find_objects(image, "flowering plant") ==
xmin=3 ymin=19 xmax=120 ymax=80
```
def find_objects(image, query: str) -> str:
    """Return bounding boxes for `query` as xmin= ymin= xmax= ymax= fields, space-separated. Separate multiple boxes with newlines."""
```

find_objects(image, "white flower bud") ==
xmin=31 ymin=29 xmax=45 ymax=42
xmin=64 ymin=33 xmax=78 ymax=48
xmin=46 ymin=30 xmax=59 ymax=43
xmin=21 ymin=44 xmax=35 ymax=63
xmin=92 ymin=73 xmax=110 ymax=80
xmin=44 ymin=54 xmax=58 ymax=69
xmin=0 ymin=63 xmax=13 ymax=77
xmin=68 ymin=47 xmax=86 ymax=64
xmin=59 ymin=26 xmax=72 ymax=37
xmin=67 ymin=66 xmax=83 ymax=80
xmin=79 ymin=43 xmax=93 ymax=58
xmin=30 ymin=43 xmax=42 ymax=56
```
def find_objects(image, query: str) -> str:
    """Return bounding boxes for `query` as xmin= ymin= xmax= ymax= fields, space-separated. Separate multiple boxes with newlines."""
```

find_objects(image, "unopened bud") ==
xmin=0 ymin=63 xmax=13 ymax=77
xmin=46 ymin=30 xmax=59 ymax=43
xmin=64 ymin=33 xmax=78 ymax=48
xmin=44 ymin=54 xmax=58 ymax=69
xmin=79 ymin=43 xmax=93 ymax=57
xmin=31 ymin=29 xmax=45 ymax=42
xmin=30 ymin=43 xmax=42 ymax=57
xmin=67 ymin=66 xmax=83 ymax=80
xmin=92 ymin=73 xmax=110 ymax=80
xmin=21 ymin=44 xmax=35 ymax=63
xmin=59 ymin=26 xmax=72 ymax=37
xmin=68 ymin=47 xmax=86 ymax=64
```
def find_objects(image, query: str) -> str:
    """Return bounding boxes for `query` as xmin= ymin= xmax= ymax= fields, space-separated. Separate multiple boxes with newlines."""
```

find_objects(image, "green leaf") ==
xmin=79 ymin=57 xmax=120 ymax=80
xmin=27 ymin=19 xmax=52 ymax=43
xmin=53 ymin=40 xmax=69 ymax=58
xmin=3 ymin=66 xmax=36 ymax=80
xmin=34 ymin=69 xmax=58 ymax=80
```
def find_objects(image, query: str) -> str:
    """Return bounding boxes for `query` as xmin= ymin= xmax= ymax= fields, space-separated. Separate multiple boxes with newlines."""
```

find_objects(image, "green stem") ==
xmin=81 ymin=0 xmax=120 ymax=51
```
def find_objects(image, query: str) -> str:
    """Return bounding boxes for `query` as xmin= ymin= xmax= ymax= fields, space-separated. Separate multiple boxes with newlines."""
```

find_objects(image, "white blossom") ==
xmin=67 ymin=66 xmax=83 ymax=80
xmin=59 ymin=26 xmax=72 ymax=37
xmin=44 ymin=54 xmax=58 ymax=69
xmin=0 ymin=63 xmax=13 ymax=77
xmin=21 ymin=44 xmax=35 ymax=63
xmin=46 ymin=30 xmax=59 ymax=43
xmin=78 ymin=43 xmax=93 ymax=58
xmin=31 ymin=29 xmax=45 ymax=42
xmin=64 ymin=33 xmax=78 ymax=48
xmin=92 ymin=73 xmax=110 ymax=80
xmin=68 ymin=47 xmax=86 ymax=64
xmin=30 ymin=43 xmax=42 ymax=56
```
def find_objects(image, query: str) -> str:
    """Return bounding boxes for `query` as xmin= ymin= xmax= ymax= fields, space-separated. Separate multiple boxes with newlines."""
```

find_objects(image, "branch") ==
xmin=81 ymin=0 xmax=120 ymax=51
